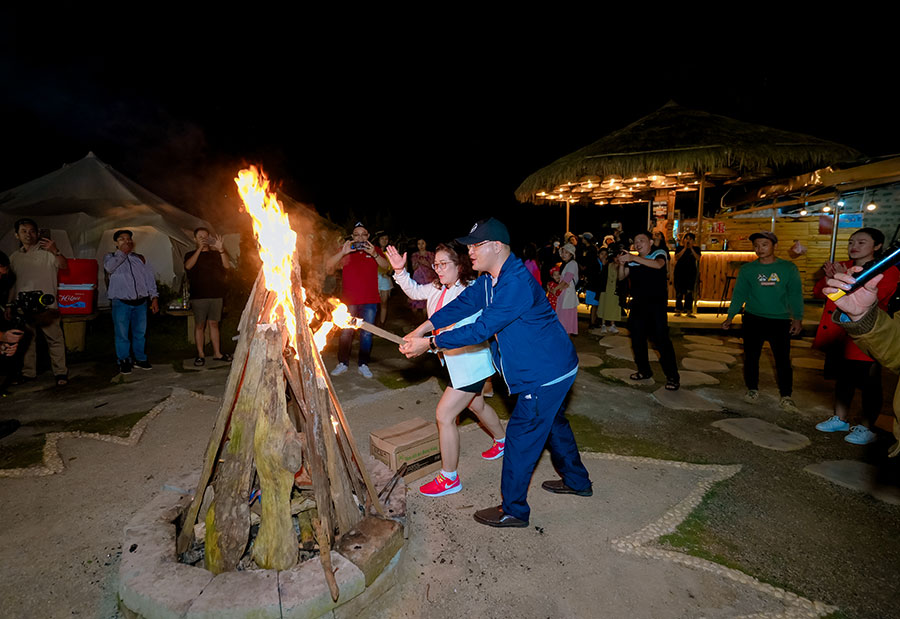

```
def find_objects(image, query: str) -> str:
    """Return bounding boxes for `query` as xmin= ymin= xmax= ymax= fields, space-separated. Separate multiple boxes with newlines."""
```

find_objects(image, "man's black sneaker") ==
xmin=118 ymin=359 xmax=133 ymax=375
xmin=473 ymin=505 xmax=529 ymax=528
xmin=133 ymin=359 xmax=152 ymax=370
xmin=541 ymin=479 xmax=593 ymax=496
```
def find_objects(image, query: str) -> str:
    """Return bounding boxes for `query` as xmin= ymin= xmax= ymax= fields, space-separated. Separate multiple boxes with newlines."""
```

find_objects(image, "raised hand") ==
xmin=823 ymin=266 xmax=881 ymax=321
xmin=384 ymin=245 xmax=408 ymax=271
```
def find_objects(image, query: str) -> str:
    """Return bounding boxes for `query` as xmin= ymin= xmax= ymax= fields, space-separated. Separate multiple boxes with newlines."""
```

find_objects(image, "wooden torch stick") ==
xmin=353 ymin=319 xmax=406 ymax=346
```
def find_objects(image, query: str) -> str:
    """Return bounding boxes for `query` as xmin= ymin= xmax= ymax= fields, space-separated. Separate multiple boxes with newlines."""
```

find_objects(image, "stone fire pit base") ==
xmin=118 ymin=458 xmax=407 ymax=619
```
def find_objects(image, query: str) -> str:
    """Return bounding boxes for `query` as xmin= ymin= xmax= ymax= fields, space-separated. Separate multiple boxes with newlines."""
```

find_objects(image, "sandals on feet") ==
xmin=55 ymin=375 xmax=69 ymax=387
xmin=194 ymin=357 xmax=205 ymax=367
xmin=665 ymin=379 xmax=680 ymax=391
xmin=212 ymin=353 xmax=233 ymax=362
xmin=630 ymin=372 xmax=652 ymax=381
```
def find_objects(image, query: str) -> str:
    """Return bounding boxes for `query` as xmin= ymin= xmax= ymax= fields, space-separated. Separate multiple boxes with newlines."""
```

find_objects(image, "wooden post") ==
xmin=251 ymin=326 xmax=303 ymax=571
xmin=696 ymin=176 xmax=706 ymax=248
xmin=204 ymin=327 xmax=271 ymax=574
xmin=178 ymin=270 xmax=265 ymax=555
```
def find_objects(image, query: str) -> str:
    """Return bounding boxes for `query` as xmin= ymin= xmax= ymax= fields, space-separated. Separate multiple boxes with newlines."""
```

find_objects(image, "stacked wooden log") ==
xmin=176 ymin=264 xmax=383 ymax=601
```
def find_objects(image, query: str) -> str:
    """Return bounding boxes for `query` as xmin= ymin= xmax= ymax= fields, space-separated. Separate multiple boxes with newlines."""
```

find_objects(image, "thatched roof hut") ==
xmin=515 ymin=102 xmax=860 ymax=205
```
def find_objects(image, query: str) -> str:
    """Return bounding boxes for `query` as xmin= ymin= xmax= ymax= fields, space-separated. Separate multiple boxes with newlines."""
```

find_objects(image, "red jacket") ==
xmin=813 ymin=260 xmax=900 ymax=361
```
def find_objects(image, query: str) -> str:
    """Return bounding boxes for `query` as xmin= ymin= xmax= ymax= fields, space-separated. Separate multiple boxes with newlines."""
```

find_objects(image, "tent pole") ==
xmin=565 ymin=201 xmax=570 ymax=234
xmin=696 ymin=176 xmax=706 ymax=248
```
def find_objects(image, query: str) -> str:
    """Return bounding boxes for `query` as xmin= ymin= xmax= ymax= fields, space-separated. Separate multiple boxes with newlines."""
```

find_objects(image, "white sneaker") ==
xmin=599 ymin=325 xmax=608 ymax=334
xmin=358 ymin=364 xmax=373 ymax=378
xmin=608 ymin=325 xmax=619 ymax=334
xmin=743 ymin=389 xmax=760 ymax=403
xmin=331 ymin=362 xmax=349 ymax=376
xmin=845 ymin=425 xmax=877 ymax=445
xmin=779 ymin=396 xmax=800 ymax=414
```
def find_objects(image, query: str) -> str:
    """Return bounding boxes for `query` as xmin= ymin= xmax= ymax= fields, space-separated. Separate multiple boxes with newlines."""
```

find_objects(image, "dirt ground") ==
xmin=1 ymin=302 xmax=899 ymax=618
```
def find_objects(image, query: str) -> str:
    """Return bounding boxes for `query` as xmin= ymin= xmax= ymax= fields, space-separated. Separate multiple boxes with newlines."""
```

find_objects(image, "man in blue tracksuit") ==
xmin=401 ymin=218 xmax=592 ymax=527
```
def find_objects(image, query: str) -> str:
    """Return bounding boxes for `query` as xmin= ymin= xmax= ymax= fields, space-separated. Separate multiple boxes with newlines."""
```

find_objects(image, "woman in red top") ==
xmin=812 ymin=227 xmax=900 ymax=445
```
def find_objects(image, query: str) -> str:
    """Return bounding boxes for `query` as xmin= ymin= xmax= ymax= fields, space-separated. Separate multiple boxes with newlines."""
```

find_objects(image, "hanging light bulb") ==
xmin=823 ymin=205 xmax=832 ymax=213
xmin=799 ymin=209 xmax=808 ymax=216
xmin=837 ymin=200 xmax=845 ymax=207
xmin=867 ymin=202 xmax=877 ymax=211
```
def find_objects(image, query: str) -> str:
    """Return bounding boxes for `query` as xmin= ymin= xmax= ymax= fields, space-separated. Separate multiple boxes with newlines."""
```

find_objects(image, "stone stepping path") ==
xmin=804 ymin=460 xmax=900 ymax=505
xmin=653 ymin=386 xmax=719 ymax=411
xmin=598 ymin=335 xmax=632 ymax=348
xmin=685 ymin=344 xmax=744 ymax=355
xmin=684 ymin=335 xmax=725 ymax=346
xmin=590 ymin=327 xmax=629 ymax=337
xmin=726 ymin=337 xmax=743 ymax=345
xmin=679 ymin=370 xmax=720 ymax=386
xmin=793 ymin=357 xmax=825 ymax=370
xmin=711 ymin=418 xmax=810 ymax=451
xmin=577 ymin=353 xmax=604 ymax=368
xmin=790 ymin=339 xmax=813 ymax=348
xmin=687 ymin=350 xmax=737 ymax=364
xmin=600 ymin=368 xmax=655 ymax=385
xmin=682 ymin=358 xmax=730 ymax=373
xmin=607 ymin=347 xmax=659 ymax=362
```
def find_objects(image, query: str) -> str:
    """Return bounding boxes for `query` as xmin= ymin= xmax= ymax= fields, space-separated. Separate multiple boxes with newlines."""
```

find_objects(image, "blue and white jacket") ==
xmin=431 ymin=254 xmax=578 ymax=394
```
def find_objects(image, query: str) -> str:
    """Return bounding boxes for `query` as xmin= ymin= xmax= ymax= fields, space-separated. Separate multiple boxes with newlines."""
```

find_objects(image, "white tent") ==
xmin=0 ymin=152 xmax=212 ymax=306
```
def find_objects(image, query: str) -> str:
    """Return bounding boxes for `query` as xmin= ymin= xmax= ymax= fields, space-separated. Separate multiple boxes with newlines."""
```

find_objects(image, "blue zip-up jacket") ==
xmin=431 ymin=253 xmax=578 ymax=394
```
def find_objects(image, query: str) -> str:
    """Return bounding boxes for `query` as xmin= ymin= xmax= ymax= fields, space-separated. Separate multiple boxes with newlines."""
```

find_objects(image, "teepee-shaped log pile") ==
xmin=176 ymin=261 xmax=383 ymax=600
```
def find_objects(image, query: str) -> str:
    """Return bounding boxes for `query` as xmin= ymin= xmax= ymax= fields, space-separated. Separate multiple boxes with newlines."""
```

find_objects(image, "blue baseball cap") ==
xmin=455 ymin=218 xmax=510 ymax=245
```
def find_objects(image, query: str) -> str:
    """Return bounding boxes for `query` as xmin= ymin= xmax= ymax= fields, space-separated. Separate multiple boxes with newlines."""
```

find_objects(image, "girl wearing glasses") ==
xmin=386 ymin=242 xmax=505 ymax=498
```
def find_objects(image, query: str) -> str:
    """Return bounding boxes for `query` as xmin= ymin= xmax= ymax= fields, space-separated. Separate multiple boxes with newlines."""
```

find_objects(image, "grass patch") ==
xmin=657 ymin=480 xmax=806 ymax=597
xmin=23 ymin=410 xmax=150 ymax=437
xmin=0 ymin=436 xmax=45 ymax=469
xmin=567 ymin=414 xmax=686 ymax=460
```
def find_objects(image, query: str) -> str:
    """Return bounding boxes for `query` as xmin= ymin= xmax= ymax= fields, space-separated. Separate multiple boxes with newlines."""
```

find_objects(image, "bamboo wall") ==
xmin=668 ymin=216 xmax=859 ymax=300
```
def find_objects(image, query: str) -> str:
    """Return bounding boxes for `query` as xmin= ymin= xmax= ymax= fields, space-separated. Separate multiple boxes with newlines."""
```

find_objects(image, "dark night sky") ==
xmin=2 ymin=9 xmax=898 ymax=244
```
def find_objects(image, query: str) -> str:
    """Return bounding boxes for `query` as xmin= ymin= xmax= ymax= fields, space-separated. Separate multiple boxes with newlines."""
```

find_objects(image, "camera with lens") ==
xmin=350 ymin=242 xmax=368 ymax=251
xmin=6 ymin=290 xmax=56 ymax=329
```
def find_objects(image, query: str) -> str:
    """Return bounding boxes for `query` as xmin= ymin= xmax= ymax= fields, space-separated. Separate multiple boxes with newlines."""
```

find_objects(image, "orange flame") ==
xmin=234 ymin=166 xmax=298 ymax=351
xmin=328 ymin=301 xmax=358 ymax=329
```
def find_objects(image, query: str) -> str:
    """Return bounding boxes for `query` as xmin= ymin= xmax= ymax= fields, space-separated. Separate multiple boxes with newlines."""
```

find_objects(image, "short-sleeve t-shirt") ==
xmin=340 ymin=248 xmax=384 ymax=305
xmin=10 ymin=247 xmax=59 ymax=301
xmin=184 ymin=250 xmax=227 ymax=299
xmin=627 ymin=248 xmax=669 ymax=302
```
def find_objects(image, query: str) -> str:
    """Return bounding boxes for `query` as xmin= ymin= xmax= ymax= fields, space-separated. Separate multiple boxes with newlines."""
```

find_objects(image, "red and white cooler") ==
xmin=58 ymin=259 xmax=99 ymax=315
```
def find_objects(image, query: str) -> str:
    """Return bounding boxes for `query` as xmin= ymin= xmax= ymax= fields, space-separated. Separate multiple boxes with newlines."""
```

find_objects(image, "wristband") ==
xmin=429 ymin=336 xmax=438 ymax=352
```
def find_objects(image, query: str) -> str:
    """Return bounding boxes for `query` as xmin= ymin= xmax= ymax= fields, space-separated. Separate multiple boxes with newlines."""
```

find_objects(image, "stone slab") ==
xmin=577 ymin=353 xmax=604 ymax=368
xmin=336 ymin=516 xmax=405 ymax=587
xmin=590 ymin=327 xmax=629 ymax=337
xmin=726 ymin=337 xmax=743 ymax=344
xmin=684 ymin=343 xmax=743 ymax=355
xmin=280 ymin=551 xmax=366 ymax=618
xmin=712 ymin=418 xmax=811 ymax=451
xmin=120 ymin=523 xmax=176 ymax=576
xmin=600 ymin=368 xmax=655 ymax=385
xmin=333 ymin=548 xmax=404 ymax=619
xmin=804 ymin=460 xmax=900 ymax=505
xmin=687 ymin=350 xmax=737 ymax=364
xmin=678 ymin=370 xmax=719 ymax=387
xmin=682 ymin=358 xmax=730 ymax=373
xmin=121 ymin=562 xmax=214 ymax=619
xmin=186 ymin=570 xmax=280 ymax=619
xmin=652 ymin=387 xmax=720 ymax=411
xmin=790 ymin=339 xmax=813 ymax=348
xmin=606 ymin=346 xmax=660 ymax=362
xmin=793 ymin=357 xmax=825 ymax=370
xmin=597 ymin=335 xmax=631 ymax=348
xmin=684 ymin=335 xmax=724 ymax=346
xmin=126 ymin=490 xmax=194 ymax=530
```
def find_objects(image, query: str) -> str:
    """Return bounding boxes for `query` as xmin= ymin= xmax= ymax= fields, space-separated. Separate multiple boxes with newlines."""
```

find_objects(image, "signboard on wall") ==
xmin=819 ymin=213 xmax=863 ymax=234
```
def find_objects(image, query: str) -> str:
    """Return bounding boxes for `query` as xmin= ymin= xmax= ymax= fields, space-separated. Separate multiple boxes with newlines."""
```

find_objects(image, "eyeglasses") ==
xmin=467 ymin=240 xmax=493 ymax=250
xmin=432 ymin=261 xmax=455 ymax=271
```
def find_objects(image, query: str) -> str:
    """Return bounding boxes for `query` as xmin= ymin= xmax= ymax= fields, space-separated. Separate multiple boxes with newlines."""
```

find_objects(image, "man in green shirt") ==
xmin=722 ymin=231 xmax=804 ymax=413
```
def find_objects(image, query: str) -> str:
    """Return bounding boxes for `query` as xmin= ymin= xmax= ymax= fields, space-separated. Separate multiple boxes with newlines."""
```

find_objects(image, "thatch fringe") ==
xmin=515 ymin=103 xmax=860 ymax=203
